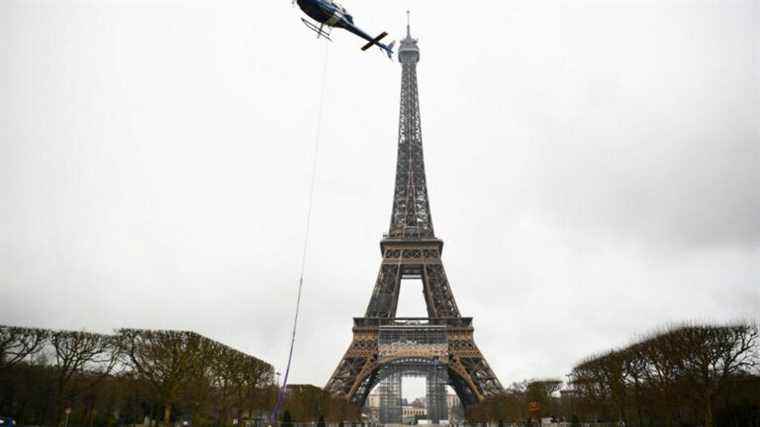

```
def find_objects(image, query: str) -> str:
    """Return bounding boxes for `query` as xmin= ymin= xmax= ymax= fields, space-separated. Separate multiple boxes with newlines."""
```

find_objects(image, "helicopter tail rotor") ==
xmin=385 ymin=40 xmax=395 ymax=59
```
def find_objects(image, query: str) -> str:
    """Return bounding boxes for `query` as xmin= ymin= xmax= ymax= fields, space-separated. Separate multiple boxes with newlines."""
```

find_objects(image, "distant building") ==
xmin=365 ymin=393 xmax=429 ymax=423
xmin=411 ymin=398 xmax=425 ymax=408
xmin=403 ymin=405 xmax=426 ymax=418
xmin=367 ymin=392 xmax=380 ymax=409
xmin=447 ymin=394 xmax=459 ymax=409
xmin=365 ymin=393 xmax=461 ymax=416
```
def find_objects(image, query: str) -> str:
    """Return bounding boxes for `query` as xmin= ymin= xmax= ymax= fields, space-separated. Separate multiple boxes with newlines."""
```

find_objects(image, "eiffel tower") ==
xmin=324 ymin=20 xmax=504 ymax=418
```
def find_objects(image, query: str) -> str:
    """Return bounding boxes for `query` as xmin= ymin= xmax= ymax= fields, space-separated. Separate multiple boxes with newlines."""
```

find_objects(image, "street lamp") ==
xmin=276 ymin=371 xmax=281 ymax=387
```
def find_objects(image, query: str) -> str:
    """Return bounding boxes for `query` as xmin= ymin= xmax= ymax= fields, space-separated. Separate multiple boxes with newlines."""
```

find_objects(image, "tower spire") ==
xmin=390 ymin=12 xmax=427 ymax=239
xmin=406 ymin=10 xmax=411 ymax=38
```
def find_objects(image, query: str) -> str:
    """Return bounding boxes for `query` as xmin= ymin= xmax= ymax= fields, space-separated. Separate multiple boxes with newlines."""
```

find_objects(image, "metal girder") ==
xmin=324 ymin=26 xmax=504 ymax=412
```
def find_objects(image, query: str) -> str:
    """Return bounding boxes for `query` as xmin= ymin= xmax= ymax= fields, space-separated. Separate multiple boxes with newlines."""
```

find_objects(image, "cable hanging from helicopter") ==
xmin=269 ymin=31 xmax=331 ymax=427
xmin=295 ymin=0 xmax=394 ymax=58
xmin=268 ymin=3 xmax=395 ymax=423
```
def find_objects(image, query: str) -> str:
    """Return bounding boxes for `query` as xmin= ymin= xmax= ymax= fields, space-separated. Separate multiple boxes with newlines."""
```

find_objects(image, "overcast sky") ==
xmin=2 ymin=0 xmax=759 ymax=397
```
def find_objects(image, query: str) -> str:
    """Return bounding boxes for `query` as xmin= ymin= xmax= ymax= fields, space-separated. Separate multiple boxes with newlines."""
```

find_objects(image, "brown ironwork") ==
xmin=324 ymin=21 xmax=504 ymax=410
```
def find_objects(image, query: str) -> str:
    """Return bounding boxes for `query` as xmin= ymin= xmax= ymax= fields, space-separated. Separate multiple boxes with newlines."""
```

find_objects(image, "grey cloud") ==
xmin=2 ymin=0 xmax=759 ymax=393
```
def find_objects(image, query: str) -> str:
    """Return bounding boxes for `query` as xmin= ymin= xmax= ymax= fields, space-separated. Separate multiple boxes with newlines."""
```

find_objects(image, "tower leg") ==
xmin=379 ymin=371 xmax=402 ymax=424
xmin=426 ymin=363 xmax=448 ymax=423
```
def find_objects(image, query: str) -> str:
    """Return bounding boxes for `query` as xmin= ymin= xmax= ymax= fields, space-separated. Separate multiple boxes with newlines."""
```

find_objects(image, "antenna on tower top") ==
xmin=406 ymin=10 xmax=411 ymax=38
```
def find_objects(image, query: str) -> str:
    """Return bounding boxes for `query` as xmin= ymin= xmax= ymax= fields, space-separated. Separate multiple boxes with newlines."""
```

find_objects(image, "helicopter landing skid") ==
xmin=301 ymin=18 xmax=333 ymax=41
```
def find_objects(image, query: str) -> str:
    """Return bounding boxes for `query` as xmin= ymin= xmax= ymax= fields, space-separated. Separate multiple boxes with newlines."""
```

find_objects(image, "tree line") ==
xmin=465 ymin=321 xmax=760 ymax=427
xmin=465 ymin=379 xmax=563 ymax=423
xmin=0 ymin=326 xmax=278 ymax=427
xmin=277 ymin=385 xmax=361 ymax=423
xmin=568 ymin=322 xmax=759 ymax=427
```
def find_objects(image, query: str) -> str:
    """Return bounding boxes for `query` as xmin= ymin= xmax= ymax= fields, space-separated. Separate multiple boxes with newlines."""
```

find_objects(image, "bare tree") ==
xmin=0 ymin=326 xmax=48 ymax=371
xmin=620 ymin=345 xmax=647 ymax=427
xmin=570 ymin=355 xmax=616 ymax=421
xmin=568 ymin=321 xmax=760 ymax=427
xmin=667 ymin=322 xmax=759 ymax=427
xmin=235 ymin=352 xmax=274 ymax=422
xmin=208 ymin=342 xmax=252 ymax=426
xmin=117 ymin=329 xmax=214 ymax=427
xmin=1 ymin=326 xmax=278 ymax=426
xmin=48 ymin=330 xmax=121 ymax=424
xmin=638 ymin=329 xmax=686 ymax=426
xmin=527 ymin=379 xmax=562 ymax=419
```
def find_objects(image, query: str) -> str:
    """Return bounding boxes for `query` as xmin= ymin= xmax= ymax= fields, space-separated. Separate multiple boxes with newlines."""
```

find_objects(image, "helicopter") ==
xmin=295 ymin=0 xmax=395 ymax=58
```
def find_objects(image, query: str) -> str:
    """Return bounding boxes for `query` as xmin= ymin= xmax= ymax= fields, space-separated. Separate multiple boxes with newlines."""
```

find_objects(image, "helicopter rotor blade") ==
xmin=361 ymin=31 xmax=388 ymax=51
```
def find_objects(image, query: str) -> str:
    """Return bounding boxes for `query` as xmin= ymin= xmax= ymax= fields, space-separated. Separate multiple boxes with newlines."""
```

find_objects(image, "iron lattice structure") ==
xmin=377 ymin=370 xmax=402 ymax=424
xmin=324 ymin=22 xmax=504 ymax=418
xmin=377 ymin=325 xmax=449 ymax=423
xmin=375 ymin=356 xmax=449 ymax=424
